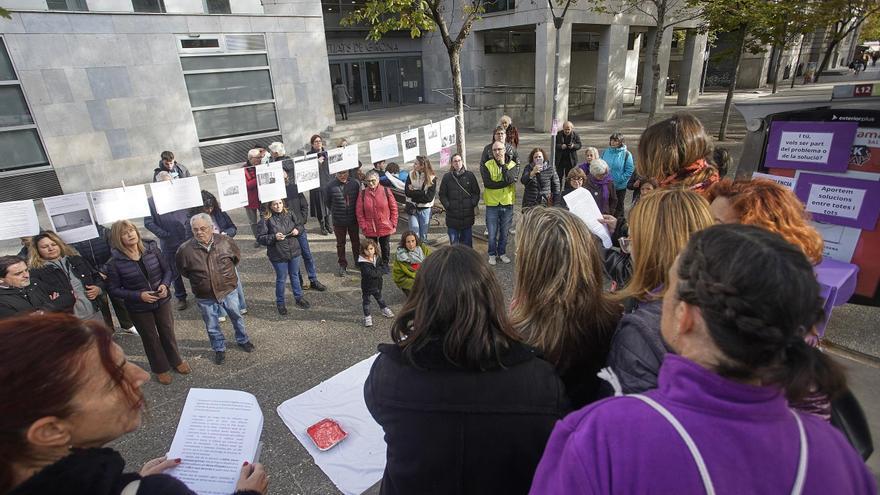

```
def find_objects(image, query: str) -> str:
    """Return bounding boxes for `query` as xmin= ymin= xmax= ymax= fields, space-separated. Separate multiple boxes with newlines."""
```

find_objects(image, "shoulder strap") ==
xmin=790 ymin=409 xmax=808 ymax=495
xmin=629 ymin=394 xmax=716 ymax=495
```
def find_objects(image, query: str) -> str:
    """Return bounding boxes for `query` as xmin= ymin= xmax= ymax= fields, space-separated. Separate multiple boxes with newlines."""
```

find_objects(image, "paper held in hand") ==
xmin=166 ymin=388 xmax=264 ymax=495
xmin=562 ymin=187 xmax=613 ymax=249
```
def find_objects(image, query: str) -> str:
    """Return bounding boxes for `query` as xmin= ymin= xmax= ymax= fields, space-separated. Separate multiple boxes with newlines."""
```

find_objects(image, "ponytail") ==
xmin=772 ymin=338 xmax=846 ymax=402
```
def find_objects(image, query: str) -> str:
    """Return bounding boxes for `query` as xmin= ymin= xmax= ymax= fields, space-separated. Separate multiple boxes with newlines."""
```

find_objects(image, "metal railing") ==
xmin=431 ymin=84 xmax=638 ymax=113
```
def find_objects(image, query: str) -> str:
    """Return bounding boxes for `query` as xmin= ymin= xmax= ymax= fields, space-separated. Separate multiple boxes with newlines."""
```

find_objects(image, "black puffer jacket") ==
xmin=0 ymin=283 xmax=63 ymax=318
xmin=520 ymin=162 xmax=560 ymax=207
xmin=357 ymin=256 xmax=384 ymax=294
xmin=324 ymin=177 xmax=361 ymax=227
xmin=438 ymin=169 xmax=480 ymax=229
xmin=29 ymin=256 xmax=102 ymax=313
xmin=603 ymin=298 xmax=669 ymax=395
xmin=258 ymin=210 xmax=304 ymax=262
xmin=71 ymin=224 xmax=112 ymax=273
xmin=105 ymin=240 xmax=172 ymax=313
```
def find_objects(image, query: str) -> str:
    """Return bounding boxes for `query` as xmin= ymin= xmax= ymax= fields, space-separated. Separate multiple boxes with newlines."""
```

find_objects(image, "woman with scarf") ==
xmin=392 ymin=231 xmax=431 ymax=296
xmin=583 ymin=158 xmax=617 ymax=215
xmin=520 ymin=147 xmax=560 ymax=208
xmin=637 ymin=112 xmax=720 ymax=195
xmin=600 ymin=133 xmax=634 ymax=218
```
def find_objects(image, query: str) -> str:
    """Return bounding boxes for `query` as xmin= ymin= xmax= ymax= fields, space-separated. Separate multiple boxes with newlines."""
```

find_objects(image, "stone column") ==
xmin=639 ymin=26 xmax=672 ymax=114
xmin=595 ymin=24 xmax=630 ymax=121
xmin=535 ymin=19 xmax=572 ymax=132
xmin=677 ymin=29 xmax=708 ymax=106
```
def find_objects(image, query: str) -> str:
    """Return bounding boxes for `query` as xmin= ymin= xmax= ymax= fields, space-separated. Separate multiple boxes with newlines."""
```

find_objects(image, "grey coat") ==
xmin=604 ymin=298 xmax=669 ymax=394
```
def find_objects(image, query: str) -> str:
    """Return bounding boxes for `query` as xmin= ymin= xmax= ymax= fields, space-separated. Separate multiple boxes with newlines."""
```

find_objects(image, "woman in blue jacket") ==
xmin=601 ymin=132 xmax=635 ymax=219
xmin=106 ymin=220 xmax=189 ymax=385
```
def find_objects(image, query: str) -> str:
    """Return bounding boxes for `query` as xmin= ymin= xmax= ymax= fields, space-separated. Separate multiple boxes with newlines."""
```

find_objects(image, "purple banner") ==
xmin=765 ymin=121 xmax=858 ymax=172
xmin=794 ymin=172 xmax=880 ymax=230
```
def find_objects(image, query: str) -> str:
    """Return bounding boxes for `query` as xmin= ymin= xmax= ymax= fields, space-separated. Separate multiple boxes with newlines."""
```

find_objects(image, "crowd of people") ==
xmin=0 ymin=112 xmax=876 ymax=495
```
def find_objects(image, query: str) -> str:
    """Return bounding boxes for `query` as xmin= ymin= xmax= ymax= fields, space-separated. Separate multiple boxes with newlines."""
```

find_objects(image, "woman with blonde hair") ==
xmin=28 ymin=231 xmax=102 ymax=320
xmin=637 ymin=112 xmax=720 ymax=194
xmin=602 ymin=188 xmax=714 ymax=395
xmin=404 ymin=155 xmax=437 ymax=241
xmin=512 ymin=207 xmax=621 ymax=407
xmin=106 ymin=220 xmax=189 ymax=385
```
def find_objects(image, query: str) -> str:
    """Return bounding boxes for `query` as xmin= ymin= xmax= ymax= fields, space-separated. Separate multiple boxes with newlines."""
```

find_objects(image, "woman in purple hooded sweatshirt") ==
xmin=530 ymin=224 xmax=875 ymax=495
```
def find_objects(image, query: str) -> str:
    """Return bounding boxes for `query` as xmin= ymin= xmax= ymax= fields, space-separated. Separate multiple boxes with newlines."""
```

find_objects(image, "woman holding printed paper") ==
xmin=106 ymin=220 xmax=189 ymax=386
xmin=28 ymin=232 xmax=103 ymax=321
xmin=0 ymin=312 xmax=268 ymax=495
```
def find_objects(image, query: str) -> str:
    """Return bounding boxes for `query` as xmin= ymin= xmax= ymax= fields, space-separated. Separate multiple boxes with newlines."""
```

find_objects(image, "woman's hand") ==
xmin=49 ymin=292 xmax=60 ymax=300
xmin=85 ymin=285 xmax=101 ymax=300
xmin=156 ymin=285 xmax=169 ymax=298
xmin=598 ymin=214 xmax=618 ymax=233
xmin=140 ymin=291 xmax=160 ymax=303
xmin=140 ymin=456 xmax=181 ymax=476
xmin=291 ymin=228 xmax=299 ymax=237
xmin=275 ymin=232 xmax=285 ymax=241
xmin=236 ymin=461 xmax=268 ymax=494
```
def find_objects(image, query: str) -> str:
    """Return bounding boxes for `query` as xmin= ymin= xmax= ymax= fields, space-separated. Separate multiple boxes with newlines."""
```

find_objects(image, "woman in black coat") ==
xmin=306 ymin=134 xmax=333 ymax=234
xmin=365 ymin=245 xmax=569 ymax=495
xmin=28 ymin=231 xmax=102 ymax=320
xmin=106 ymin=220 xmax=188 ymax=385
xmin=520 ymin=147 xmax=560 ymax=208
xmin=438 ymin=153 xmax=480 ymax=247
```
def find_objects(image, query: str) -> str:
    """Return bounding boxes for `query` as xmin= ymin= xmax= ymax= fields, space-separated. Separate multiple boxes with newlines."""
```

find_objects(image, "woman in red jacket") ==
xmin=356 ymin=170 xmax=399 ymax=271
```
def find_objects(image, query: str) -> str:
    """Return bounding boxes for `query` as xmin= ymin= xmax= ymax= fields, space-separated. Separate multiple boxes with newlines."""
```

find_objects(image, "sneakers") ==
xmin=336 ymin=265 xmax=346 ymax=277
xmin=309 ymin=280 xmax=327 ymax=291
xmin=364 ymin=315 xmax=373 ymax=327
xmin=214 ymin=351 xmax=226 ymax=365
xmin=295 ymin=298 xmax=311 ymax=309
xmin=381 ymin=307 xmax=395 ymax=318
xmin=277 ymin=304 xmax=288 ymax=315
xmin=237 ymin=341 xmax=255 ymax=353
xmin=175 ymin=361 xmax=192 ymax=374
xmin=175 ymin=298 xmax=188 ymax=311
xmin=157 ymin=372 xmax=173 ymax=385
xmin=500 ymin=254 xmax=512 ymax=264
xmin=240 ymin=308 xmax=248 ymax=315
xmin=119 ymin=326 xmax=138 ymax=335
xmin=488 ymin=255 xmax=497 ymax=266
xmin=218 ymin=315 xmax=227 ymax=322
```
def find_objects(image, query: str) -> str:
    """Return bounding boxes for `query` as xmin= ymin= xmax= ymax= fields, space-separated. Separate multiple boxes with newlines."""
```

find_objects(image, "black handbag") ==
xmin=830 ymin=388 xmax=874 ymax=461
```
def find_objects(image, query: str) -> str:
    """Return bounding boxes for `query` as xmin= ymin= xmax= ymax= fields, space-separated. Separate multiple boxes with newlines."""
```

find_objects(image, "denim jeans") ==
xmin=409 ymin=207 xmax=431 ymax=240
xmin=298 ymin=231 xmax=318 ymax=281
xmin=271 ymin=256 xmax=304 ymax=305
xmin=362 ymin=290 xmax=387 ymax=316
xmin=447 ymin=227 xmax=473 ymax=247
xmin=220 ymin=268 xmax=247 ymax=318
xmin=486 ymin=205 xmax=513 ymax=256
xmin=195 ymin=291 xmax=250 ymax=352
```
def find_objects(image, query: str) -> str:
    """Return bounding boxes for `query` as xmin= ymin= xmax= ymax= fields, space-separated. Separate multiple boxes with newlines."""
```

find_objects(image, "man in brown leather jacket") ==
xmin=176 ymin=213 xmax=254 ymax=365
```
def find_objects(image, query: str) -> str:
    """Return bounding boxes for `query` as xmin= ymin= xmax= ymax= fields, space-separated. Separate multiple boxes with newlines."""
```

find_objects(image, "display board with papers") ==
xmin=90 ymin=185 xmax=151 ymax=225
xmin=0 ymin=200 xmax=40 ymax=241
xmin=215 ymin=168 xmax=249 ymax=211
xmin=256 ymin=161 xmax=287 ymax=203
xmin=43 ymin=192 xmax=98 ymax=243
xmin=150 ymin=176 xmax=204 ymax=215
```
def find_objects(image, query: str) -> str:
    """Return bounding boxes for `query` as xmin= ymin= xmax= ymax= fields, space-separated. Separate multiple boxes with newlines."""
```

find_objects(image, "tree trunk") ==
xmin=814 ymin=34 xmax=842 ymax=83
xmin=719 ymin=28 xmax=747 ymax=141
xmin=771 ymin=45 xmax=783 ymax=94
xmin=648 ymin=25 xmax=666 ymax=123
xmin=448 ymin=47 xmax=466 ymax=159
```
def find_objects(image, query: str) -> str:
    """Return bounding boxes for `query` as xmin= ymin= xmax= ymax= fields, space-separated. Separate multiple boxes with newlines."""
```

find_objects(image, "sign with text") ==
xmin=794 ymin=172 xmax=880 ymax=229
xmin=752 ymin=172 xmax=797 ymax=190
xmin=765 ymin=121 xmax=858 ymax=172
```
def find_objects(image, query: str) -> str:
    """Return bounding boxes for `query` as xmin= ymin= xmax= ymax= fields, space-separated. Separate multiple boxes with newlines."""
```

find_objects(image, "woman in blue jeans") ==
xmin=404 ymin=156 xmax=437 ymax=241
xmin=258 ymin=200 xmax=311 ymax=315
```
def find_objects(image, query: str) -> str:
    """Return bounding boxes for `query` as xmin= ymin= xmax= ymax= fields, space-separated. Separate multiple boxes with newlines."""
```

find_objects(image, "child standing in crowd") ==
xmin=584 ymin=158 xmax=617 ymax=215
xmin=357 ymin=238 xmax=393 ymax=327
xmin=258 ymin=199 xmax=311 ymax=315
xmin=601 ymin=132 xmax=634 ymax=218
xmin=392 ymin=231 xmax=431 ymax=296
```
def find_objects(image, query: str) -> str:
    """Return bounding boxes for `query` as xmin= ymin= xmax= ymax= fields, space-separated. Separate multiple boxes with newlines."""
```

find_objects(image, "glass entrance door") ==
xmin=329 ymin=58 xmax=419 ymax=112
xmin=365 ymin=61 xmax=383 ymax=106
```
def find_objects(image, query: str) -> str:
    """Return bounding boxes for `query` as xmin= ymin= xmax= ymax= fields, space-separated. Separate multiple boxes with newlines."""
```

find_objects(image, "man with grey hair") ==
xmin=145 ymin=170 xmax=190 ymax=310
xmin=244 ymin=148 xmax=263 ymax=247
xmin=176 ymin=213 xmax=254 ymax=365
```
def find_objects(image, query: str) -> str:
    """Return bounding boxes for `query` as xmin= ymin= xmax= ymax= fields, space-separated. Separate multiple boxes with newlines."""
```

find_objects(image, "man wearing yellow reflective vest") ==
xmin=480 ymin=142 xmax=520 ymax=266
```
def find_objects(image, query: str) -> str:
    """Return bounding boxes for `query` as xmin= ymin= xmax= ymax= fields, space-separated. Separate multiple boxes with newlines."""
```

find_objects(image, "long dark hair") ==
xmin=0 ymin=314 xmax=143 ymax=493
xmin=674 ymin=224 xmax=846 ymax=401
xmin=391 ymin=245 xmax=521 ymax=369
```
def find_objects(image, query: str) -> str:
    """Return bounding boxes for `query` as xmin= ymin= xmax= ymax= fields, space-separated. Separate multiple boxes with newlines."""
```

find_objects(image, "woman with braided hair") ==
xmin=531 ymin=224 xmax=875 ymax=494
xmin=637 ymin=112 xmax=720 ymax=195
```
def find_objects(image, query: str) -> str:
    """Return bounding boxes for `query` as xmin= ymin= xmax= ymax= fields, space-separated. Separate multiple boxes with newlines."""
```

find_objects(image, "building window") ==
xmin=180 ymin=45 xmax=279 ymax=143
xmin=484 ymin=31 xmax=535 ymax=54
xmin=46 ymin=0 xmax=88 ymax=10
xmin=0 ymin=38 xmax=50 ymax=172
xmin=132 ymin=0 xmax=166 ymax=13
xmin=572 ymin=33 xmax=601 ymax=52
xmin=483 ymin=0 xmax=514 ymax=14
xmin=205 ymin=0 xmax=231 ymax=14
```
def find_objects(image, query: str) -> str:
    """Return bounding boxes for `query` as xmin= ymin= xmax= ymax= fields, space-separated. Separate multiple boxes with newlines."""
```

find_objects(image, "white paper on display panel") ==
xmin=328 ymin=146 xmax=359 ymax=175
xmin=149 ymin=176 xmax=204 ymax=215
xmin=400 ymin=129 xmax=420 ymax=163
xmin=215 ymin=168 xmax=249 ymax=211
xmin=90 ymin=185 xmax=151 ymax=225
xmin=256 ymin=161 xmax=287 ymax=203
xmin=294 ymin=157 xmax=321 ymax=193
xmin=43 ymin=192 xmax=99 ymax=243
xmin=369 ymin=135 xmax=400 ymax=164
xmin=0 ymin=200 xmax=40 ymax=241
xmin=423 ymin=122 xmax=442 ymax=156
xmin=440 ymin=117 xmax=456 ymax=150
